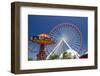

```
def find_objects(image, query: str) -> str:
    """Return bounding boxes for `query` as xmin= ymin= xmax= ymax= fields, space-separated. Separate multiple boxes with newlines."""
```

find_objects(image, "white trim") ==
xmin=20 ymin=6 xmax=95 ymax=70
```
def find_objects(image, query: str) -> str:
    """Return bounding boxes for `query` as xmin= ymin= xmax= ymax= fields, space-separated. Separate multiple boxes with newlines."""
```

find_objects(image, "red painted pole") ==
xmin=37 ymin=44 xmax=46 ymax=60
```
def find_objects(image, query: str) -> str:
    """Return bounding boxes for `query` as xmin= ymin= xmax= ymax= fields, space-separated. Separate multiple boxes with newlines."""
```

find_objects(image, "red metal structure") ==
xmin=31 ymin=34 xmax=54 ymax=60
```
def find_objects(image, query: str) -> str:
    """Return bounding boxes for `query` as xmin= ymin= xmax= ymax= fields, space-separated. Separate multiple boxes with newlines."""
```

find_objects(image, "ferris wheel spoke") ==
xmin=46 ymin=23 xmax=82 ymax=57
xmin=71 ymin=44 xmax=80 ymax=50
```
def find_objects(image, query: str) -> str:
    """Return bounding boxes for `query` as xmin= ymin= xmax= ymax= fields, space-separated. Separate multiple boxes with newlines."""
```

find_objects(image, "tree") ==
xmin=49 ymin=54 xmax=59 ymax=60
xmin=63 ymin=51 xmax=72 ymax=59
xmin=28 ymin=57 xmax=33 ymax=61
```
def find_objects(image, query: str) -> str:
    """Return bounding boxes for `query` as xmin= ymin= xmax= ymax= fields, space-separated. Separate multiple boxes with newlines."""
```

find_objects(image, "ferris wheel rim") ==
xmin=49 ymin=23 xmax=82 ymax=52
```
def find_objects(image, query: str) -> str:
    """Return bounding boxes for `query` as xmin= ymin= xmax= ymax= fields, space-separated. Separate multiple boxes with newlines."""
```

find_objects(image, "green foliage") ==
xmin=63 ymin=51 xmax=72 ymax=59
xmin=28 ymin=57 xmax=33 ymax=61
xmin=49 ymin=54 xmax=59 ymax=60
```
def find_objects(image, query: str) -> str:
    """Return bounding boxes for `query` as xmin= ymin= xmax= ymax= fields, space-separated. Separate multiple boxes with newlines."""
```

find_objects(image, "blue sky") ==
xmin=28 ymin=15 xmax=88 ymax=60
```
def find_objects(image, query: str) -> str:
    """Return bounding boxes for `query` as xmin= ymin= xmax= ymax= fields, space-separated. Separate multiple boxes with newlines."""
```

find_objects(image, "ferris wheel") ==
xmin=46 ymin=23 xmax=82 ymax=57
